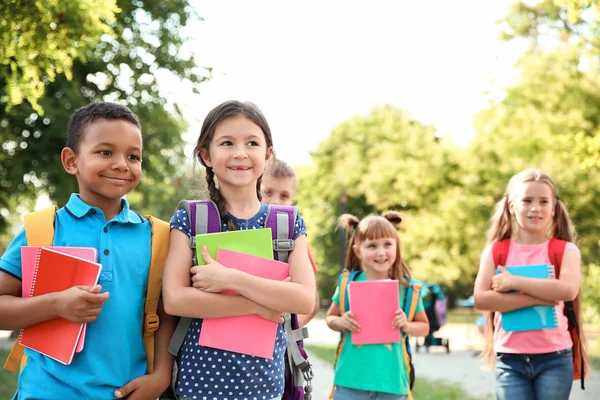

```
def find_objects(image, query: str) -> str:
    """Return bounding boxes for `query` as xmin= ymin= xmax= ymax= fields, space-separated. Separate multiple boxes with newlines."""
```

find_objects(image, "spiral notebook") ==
xmin=199 ymin=249 xmax=290 ymax=358
xmin=21 ymin=246 xmax=98 ymax=353
xmin=498 ymin=264 xmax=558 ymax=332
xmin=19 ymin=247 xmax=102 ymax=365
xmin=349 ymin=280 xmax=401 ymax=345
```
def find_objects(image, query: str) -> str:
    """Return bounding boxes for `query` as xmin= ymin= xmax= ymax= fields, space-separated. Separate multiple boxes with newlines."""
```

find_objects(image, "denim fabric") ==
xmin=334 ymin=386 xmax=408 ymax=400
xmin=495 ymin=348 xmax=573 ymax=400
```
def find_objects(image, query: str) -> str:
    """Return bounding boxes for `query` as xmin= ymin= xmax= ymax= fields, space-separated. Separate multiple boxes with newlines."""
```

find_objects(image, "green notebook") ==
xmin=195 ymin=228 xmax=274 ymax=265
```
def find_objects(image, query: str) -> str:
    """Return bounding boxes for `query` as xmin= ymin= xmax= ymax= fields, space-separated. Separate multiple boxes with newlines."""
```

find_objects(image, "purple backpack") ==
xmin=167 ymin=200 xmax=314 ymax=400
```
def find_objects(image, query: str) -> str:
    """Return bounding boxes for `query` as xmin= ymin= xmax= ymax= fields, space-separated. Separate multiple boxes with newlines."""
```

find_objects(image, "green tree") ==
xmin=0 ymin=0 xmax=208 ymax=228
xmin=0 ymin=0 xmax=119 ymax=113
xmin=295 ymin=106 xmax=460 ymax=299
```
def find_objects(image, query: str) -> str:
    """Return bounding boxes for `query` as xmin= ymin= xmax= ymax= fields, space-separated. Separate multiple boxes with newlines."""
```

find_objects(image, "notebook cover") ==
xmin=21 ymin=246 xmax=98 ymax=353
xmin=195 ymin=228 xmax=274 ymax=265
xmin=498 ymin=264 xmax=558 ymax=332
xmin=198 ymin=249 xmax=289 ymax=359
xmin=19 ymin=247 xmax=102 ymax=364
xmin=349 ymin=280 xmax=401 ymax=345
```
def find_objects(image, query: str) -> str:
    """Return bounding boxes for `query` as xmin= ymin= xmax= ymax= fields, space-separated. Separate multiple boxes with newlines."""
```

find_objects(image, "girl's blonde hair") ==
xmin=482 ymin=168 xmax=589 ymax=374
xmin=337 ymin=211 xmax=411 ymax=284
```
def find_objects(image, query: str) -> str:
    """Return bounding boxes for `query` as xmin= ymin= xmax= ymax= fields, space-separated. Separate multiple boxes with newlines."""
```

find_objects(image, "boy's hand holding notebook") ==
xmin=19 ymin=247 xmax=102 ymax=364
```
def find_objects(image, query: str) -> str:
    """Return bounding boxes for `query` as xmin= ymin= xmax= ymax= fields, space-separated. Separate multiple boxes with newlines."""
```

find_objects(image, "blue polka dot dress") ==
xmin=169 ymin=203 xmax=307 ymax=400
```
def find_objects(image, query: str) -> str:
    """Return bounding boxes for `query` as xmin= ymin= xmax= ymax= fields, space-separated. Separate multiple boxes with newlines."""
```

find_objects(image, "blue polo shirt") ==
xmin=0 ymin=194 xmax=152 ymax=400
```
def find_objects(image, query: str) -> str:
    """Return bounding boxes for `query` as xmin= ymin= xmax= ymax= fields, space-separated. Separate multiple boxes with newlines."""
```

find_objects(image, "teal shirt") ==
xmin=0 ymin=194 xmax=151 ymax=400
xmin=332 ymin=273 xmax=424 ymax=395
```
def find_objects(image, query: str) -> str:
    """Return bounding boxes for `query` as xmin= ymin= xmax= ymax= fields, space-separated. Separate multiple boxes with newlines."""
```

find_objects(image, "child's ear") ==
xmin=265 ymin=147 xmax=273 ymax=163
xmin=199 ymin=148 xmax=212 ymax=168
xmin=61 ymin=147 xmax=78 ymax=175
xmin=352 ymin=244 xmax=362 ymax=260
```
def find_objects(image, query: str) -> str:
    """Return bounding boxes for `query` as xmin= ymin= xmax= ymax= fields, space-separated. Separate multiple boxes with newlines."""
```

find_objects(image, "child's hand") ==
xmin=114 ymin=372 xmax=169 ymax=400
xmin=392 ymin=308 xmax=408 ymax=330
xmin=258 ymin=307 xmax=286 ymax=324
xmin=338 ymin=311 xmax=361 ymax=332
xmin=491 ymin=267 xmax=514 ymax=292
xmin=190 ymin=246 xmax=231 ymax=292
xmin=56 ymin=285 xmax=109 ymax=323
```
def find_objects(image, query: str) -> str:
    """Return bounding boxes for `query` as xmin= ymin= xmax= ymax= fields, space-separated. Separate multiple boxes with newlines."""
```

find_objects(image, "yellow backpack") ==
xmin=3 ymin=205 xmax=170 ymax=374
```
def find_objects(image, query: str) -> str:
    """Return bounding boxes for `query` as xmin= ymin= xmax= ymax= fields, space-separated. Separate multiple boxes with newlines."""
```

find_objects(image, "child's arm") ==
xmin=194 ymin=234 xmax=315 ymax=315
xmin=325 ymin=301 xmax=360 ymax=333
xmin=162 ymin=229 xmax=285 ymax=321
xmin=115 ymin=299 xmax=176 ymax=399
xmin=474 ymin=247 xmax=555 ymax=312
xmin=492 ymin=247 xmax=581 ymax=302
xmin=0 ymin=271 xmax=109 ymax=330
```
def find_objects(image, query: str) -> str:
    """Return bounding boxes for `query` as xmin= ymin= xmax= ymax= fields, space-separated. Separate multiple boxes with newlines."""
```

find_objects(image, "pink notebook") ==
xmin=199 ymin=249 xmax=290 ymax=358
xmin=21 ymin=246 xmax=98 ymax=353
xmin=349 ymin=280 xmax=401 ymax=345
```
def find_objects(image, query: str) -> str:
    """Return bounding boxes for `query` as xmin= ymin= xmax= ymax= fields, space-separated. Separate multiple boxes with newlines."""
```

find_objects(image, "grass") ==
xmin=0 ymin=349 xmax=18 ymax=399
xmin=305 ymin=344 xmax=481 ymax=400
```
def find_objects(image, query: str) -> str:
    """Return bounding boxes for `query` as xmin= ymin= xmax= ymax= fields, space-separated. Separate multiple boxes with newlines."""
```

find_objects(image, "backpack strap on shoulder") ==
xmin=168 ymin=199 xmax=221 ymax=357
xmin=177 ymin=200 xmax=221 ymax=265
xmin=4 ymin=205 xmax=57 ymax=372
xmin=492 ymin=239 xmax=511 ymax=268
xmin=548 ymin=238 xmax=567 ymax=278
xmin=338 ymin=270 xmax=361 ymax=314
xmin=403 ymin=277 xmax=422 ymax=322
xmin=144 ymin=216 xmax=170 ymax=374
xmin=265 ymin=205 xmax=297 ymax=262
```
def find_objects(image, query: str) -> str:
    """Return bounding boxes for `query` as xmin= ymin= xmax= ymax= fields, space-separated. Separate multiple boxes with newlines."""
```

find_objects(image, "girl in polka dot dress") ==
xmin=162 ymin=100 xmax=316 ymax=400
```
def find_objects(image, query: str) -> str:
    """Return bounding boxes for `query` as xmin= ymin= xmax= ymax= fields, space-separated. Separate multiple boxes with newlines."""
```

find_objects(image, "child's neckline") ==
xmin=227 ymin=203 xmax=267 ymax=227
xmin=511 ymin=238 xmax=550 ymax=246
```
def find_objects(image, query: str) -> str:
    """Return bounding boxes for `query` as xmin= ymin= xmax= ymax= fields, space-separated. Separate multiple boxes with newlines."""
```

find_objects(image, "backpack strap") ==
xmin=143 ymin=216 xmax=170 ymax=374
xmin=492 ymin=239 xmax=511 ymax=268
xmin=4 ymin=205 xmax=57 ymax=372
xmin=548 ymin=238 xmax=586 ymax=388
xmin=548 ymin=238 xmax=567 ymax=278
xmin=401 ymin=277 xmax=421 ymax=400
xmin=265 ymin=205 xmax=297 ymax=262
xmin=403 ymin=277 xmax=422 ymax=322
xmin=338 ymin=270 xmax=362 ymax=314
xmin=167 ymin=199 xmax=221 ymax=357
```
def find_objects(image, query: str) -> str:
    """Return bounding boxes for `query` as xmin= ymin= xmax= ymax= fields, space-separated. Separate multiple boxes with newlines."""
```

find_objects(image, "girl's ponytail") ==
xmin=551 ymin=198 xmax=577 ymax=243
xmin=205 ymin=168 xmax=237 ymax=231
xmin=382 ymin=211 xmax=402 ymax=227
xmin=486 ymin=195 xmax=512 ymax=244
xmin=337 ymin=214 xmax=361 ymax=272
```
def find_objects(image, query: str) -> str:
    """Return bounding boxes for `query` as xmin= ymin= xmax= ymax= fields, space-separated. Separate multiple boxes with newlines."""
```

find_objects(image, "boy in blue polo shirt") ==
xmin=0 ymin=102 xmax=175 ymax=399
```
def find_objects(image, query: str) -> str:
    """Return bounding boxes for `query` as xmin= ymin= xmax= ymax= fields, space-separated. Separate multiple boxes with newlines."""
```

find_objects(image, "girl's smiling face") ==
xmin=200 ymin=116 xmax=272 ymax=190
xmin=353 ymin=236 xmax=398 ymax=279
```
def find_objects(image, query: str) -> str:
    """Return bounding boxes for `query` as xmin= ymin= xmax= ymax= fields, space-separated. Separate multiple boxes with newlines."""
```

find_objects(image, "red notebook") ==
xmin=349 ymin=280 xmax=401 ymax=345
xmin=21 ymin=246 xmax=98 ymax=353
xmin=199 ymin=249 xmax=290 ymax=359
xmin=19 ymin=247 xmax=102 ymax=365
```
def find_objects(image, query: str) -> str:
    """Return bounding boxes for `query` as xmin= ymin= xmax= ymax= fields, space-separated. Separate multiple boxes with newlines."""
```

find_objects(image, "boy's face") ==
xmin=261 ymin=175 xmax=296 ymax=206
xmin=62 ymin=119 xmax=143 ymax=208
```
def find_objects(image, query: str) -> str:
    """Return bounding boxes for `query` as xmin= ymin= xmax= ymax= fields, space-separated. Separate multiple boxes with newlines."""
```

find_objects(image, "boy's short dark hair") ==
xmin=67 ymin=101 xmax=141 ymax=152
xmin=265 ymin=159 xmax=297 ymax=181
